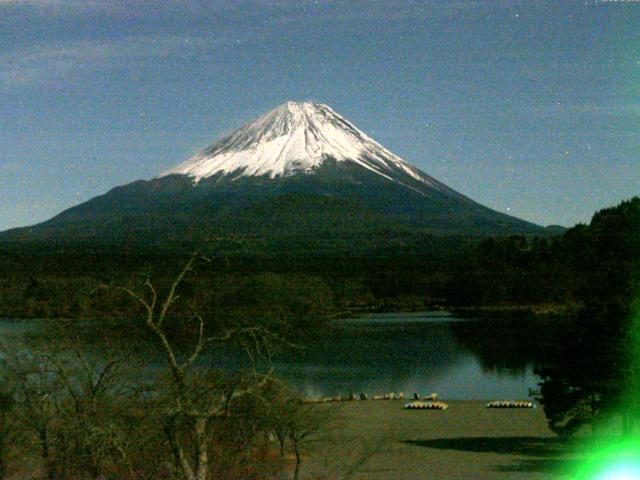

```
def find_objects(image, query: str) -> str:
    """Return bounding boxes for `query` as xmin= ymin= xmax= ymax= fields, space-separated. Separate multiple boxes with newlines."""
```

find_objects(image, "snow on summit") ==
xmin=160 ymin=101 xmax=443 ymax=192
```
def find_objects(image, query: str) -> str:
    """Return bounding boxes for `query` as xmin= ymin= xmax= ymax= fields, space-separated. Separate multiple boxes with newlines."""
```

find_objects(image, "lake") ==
xmin=0 ymin=311 xmax=559 ymax=400
xmin=273 ymin=312 xmax=557 ymax=400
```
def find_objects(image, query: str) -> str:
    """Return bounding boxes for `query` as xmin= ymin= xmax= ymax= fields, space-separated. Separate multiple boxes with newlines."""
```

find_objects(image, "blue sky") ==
xmin=1 ymin=0 xmax=639 ymax=230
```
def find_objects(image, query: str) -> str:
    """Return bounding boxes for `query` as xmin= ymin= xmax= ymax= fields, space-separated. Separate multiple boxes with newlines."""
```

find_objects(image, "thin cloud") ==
xmin=0 ymin=34 xmax=220 ymax=88
xmin=0 ymin=0 xmax=570 ymax=90
xmin=0 ymin=161 xmax=23 ymax=173
xmin=573 ymin=103 xmax=640 ymax=115
xmin=4 ymin=0 xmax=553 ymax=20
xmin=533 ymin=102 xmax=640 ymax=118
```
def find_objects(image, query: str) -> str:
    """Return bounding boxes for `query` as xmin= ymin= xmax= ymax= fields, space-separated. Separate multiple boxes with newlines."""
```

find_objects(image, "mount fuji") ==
xmin=160 ymin=101 xmax=459 ymax=197
xmin=1 ymin=101 xmax=544 ymax=250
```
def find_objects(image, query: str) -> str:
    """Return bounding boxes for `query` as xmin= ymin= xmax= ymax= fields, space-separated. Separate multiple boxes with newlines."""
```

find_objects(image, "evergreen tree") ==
xmin=536 ymin=197 xmax=640 ymax=435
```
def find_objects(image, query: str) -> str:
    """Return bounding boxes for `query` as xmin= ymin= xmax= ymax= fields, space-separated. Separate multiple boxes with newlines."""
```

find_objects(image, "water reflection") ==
xmin=449 ymin=317 xmax=560 ymax=375
xmin=0 ymin=313 xmax=559 ymax=400
xmin=270 ymin=313 xmax=557 ymax=399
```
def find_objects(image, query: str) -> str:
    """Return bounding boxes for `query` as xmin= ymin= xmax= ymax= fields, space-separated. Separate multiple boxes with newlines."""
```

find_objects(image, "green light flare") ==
xmin=569 ymin=298 xmax=640 ymax=478
xmin=571 ymin=439 xmax=640 ymax=480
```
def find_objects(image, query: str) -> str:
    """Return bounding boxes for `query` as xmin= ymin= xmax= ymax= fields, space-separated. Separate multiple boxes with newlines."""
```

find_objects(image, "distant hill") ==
xmin=544 ymin=225 xmax=568 ymax=235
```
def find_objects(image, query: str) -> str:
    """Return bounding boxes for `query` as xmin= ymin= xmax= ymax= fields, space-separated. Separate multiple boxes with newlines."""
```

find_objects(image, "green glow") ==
xmin=570 ymin=298 xmax=640 ymax=479
xmin=572 ymin=439 xmax=640 ymax=480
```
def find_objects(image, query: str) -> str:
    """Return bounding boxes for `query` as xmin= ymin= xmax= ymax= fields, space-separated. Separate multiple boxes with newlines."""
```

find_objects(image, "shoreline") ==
xmin=331 ymin=299 xmax=578 ymax=320
xmin=1 ymin=303 xmax=578 ymax=323
xmin=302 ymin=398 xmax=573 ymax=479
xmin=450 ymin=302 xmax=579 ymax=318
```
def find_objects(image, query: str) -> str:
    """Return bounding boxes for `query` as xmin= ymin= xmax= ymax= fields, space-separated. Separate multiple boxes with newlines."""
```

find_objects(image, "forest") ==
xmin=0 ymin=219 xmax=601 ymax=321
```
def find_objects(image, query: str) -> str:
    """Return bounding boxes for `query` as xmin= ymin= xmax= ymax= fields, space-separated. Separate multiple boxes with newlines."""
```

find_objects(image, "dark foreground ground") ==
xmin=301 ymin=400 xmax=583 ymax=480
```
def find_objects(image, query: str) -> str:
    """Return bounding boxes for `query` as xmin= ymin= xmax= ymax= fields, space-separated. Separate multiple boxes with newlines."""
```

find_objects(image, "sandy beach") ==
xmin=302 ymin=399 xmax=579 ymax=479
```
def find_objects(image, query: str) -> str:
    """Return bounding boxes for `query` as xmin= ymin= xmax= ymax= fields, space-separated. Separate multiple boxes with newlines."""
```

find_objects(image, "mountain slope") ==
xmin=0 ymin=101 xmax=545 ymax=250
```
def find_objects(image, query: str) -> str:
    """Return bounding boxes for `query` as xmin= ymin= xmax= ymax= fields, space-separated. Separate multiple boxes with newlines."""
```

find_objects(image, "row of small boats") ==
xmin=304 ymin=395 xmax=534 ymax=410
xmin=485 ymin=400 xmax=534 ymax=409
xmin=304 ymin=392 xmax=439 ymax=404
xmin=404 ymin=401 xmax=448 ymax=410
xmin=404 ymin=399 xmax=535 ymax=411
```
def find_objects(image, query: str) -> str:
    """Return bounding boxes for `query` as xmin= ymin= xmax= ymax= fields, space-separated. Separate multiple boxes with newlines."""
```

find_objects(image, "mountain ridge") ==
xmin=0 ymin=101 xmax=546 ymax=250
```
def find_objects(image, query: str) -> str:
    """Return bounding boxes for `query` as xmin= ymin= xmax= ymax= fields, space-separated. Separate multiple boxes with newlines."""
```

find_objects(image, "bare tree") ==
xmin=114 ymin=250 xmax=281 ymax=480
xmin=262 ymin=382 xmax=333 ymax=480
xmin=9 ymin=352 xmax=61 ymax=480
xmin=287 ymin=403 xmax=328 ymax=480
xmin=1 ymin=345 xmax=140 ymax=480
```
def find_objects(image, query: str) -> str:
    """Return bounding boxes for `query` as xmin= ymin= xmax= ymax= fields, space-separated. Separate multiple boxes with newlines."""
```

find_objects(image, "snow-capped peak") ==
xmin=160 ymin=101 xmax=444 ymax=192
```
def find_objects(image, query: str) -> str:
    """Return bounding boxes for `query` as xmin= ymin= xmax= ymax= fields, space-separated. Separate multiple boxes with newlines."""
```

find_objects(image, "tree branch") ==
xmin=181 ymin=313 xmax=205 ymax=370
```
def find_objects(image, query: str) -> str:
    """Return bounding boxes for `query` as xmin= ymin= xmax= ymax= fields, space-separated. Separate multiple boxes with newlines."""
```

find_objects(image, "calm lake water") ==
xmin=0 ymin=312 xmax=558 ymax=400
xmin=273 ymin=312 xmax=555 ymax=400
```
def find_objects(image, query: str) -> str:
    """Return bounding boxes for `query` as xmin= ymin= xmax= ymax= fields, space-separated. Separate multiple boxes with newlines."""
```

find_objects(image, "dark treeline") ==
xmin=0 ymin=234 xmax=465 ymax=327
xmin=0 ymin=228 xmax=586 ymax=321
